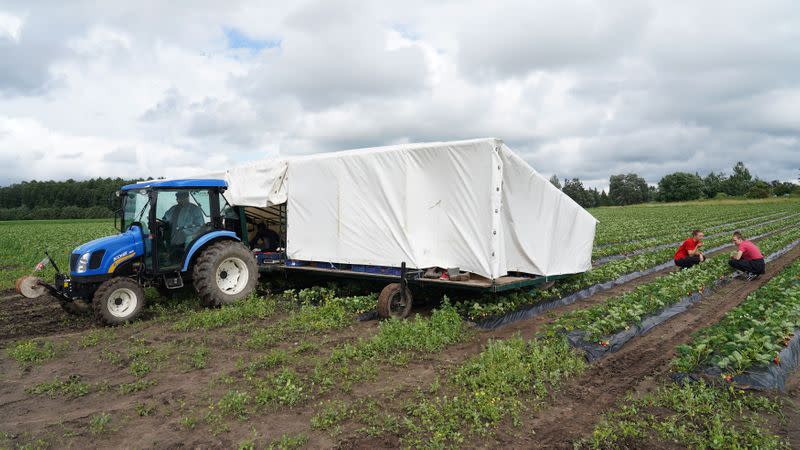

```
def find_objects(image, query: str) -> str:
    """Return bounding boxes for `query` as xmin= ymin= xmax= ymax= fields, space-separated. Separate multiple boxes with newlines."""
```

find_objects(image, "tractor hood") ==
xmin=70 ymin=226 xmax=145 ymax=277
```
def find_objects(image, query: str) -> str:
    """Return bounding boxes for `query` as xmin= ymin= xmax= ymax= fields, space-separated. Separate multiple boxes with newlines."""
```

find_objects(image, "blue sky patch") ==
xmin=224 ymin=27 xmax=281 ymax=51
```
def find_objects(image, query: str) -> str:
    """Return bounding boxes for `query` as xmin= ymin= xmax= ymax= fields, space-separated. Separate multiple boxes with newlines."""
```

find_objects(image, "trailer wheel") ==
xmin=539 ymin=281 xmax=556 ymax=290
xmin=92 ymin=277 xmax=145 ymax=325
xmin=60 ymin=298 xmax=92 ymax=316
xmin=193 ymin=241 xmax=258 ymax=307
xmin=377 ymin=283 xmax=413 ymax=319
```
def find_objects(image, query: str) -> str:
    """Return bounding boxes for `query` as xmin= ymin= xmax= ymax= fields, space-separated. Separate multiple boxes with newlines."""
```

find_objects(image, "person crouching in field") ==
xmin=729 ymin=231 xmax=765 ymax=280
xmin=674 ymin=230 xmax=705 ymax=269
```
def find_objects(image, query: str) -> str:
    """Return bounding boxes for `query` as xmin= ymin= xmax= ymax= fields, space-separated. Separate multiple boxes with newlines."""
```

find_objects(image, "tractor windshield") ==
xmin=122 ymin=190 xmax=151 ymax=234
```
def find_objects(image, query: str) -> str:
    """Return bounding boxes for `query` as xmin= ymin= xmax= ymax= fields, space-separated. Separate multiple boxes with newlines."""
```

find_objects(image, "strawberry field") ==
xmin=1 ymin=197 xmax=800 ymax=449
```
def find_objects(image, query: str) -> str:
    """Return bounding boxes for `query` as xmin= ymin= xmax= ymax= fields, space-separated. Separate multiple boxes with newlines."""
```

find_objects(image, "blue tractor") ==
xmin=24 ymin=179 xmax=259 ymax=324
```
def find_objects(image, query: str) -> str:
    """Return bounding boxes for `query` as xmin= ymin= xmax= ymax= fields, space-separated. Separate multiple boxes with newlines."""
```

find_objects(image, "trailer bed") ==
xmin=261 ymin=263 xmax=560 ymax=292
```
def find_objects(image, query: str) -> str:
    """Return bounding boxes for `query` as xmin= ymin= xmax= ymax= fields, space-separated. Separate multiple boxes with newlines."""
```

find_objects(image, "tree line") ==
xmin=0 ymin=162 xmax=796 ymax=220
xmin=551 ymin=162 xmax=799 ymax=208
xmin=0 ymin=178 xmax=146 ymax=221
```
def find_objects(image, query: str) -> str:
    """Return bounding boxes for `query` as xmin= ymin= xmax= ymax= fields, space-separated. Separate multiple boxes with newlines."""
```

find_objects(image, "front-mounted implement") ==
xmin=16 ymin=179 xmax=258 ymax=325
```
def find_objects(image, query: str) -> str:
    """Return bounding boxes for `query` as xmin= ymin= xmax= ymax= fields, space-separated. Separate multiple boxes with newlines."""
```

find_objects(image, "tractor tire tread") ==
xmin=192 ymin=240 xmax=258 ymax=308
xmin=92 ymin=277 xmax=145 ymax=325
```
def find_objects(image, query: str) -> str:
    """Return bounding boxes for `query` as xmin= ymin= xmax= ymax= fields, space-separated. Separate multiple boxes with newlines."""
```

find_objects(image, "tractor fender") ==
xmin=181 ymin=231 xmax=240 ymax=272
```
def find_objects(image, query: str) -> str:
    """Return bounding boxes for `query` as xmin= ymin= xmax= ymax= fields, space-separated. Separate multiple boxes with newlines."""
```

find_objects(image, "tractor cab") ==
xmin=117 ymin=179 xmax=242 ymax=277
xmin=21 ymin=179 xmax=258 ymax=325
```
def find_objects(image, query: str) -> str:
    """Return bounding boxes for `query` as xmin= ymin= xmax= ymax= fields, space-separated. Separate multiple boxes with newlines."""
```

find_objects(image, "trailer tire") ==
xmin=59 ymin=298 xmax=92 ymax=316
xmin=193 ymin=241 xmax=258 ymax=307
xmin=92 ymin=278 xmax=145 ymax=325
xmin=377 ymin=283 xmax=413 ymax=319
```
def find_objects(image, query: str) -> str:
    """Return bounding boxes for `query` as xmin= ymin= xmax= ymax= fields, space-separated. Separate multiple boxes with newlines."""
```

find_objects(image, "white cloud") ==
xmin=0 ymin=11 xmax=23 ymax=42
xmin=0 ymin=0 xmax=798 ymax=188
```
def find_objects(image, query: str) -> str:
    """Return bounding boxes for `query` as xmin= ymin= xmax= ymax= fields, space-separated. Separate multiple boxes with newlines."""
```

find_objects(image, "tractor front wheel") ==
xmin=193 ymin=241 xmax=258 ymax=307
xmin=92 ymin=278 xmax=145 ymax=325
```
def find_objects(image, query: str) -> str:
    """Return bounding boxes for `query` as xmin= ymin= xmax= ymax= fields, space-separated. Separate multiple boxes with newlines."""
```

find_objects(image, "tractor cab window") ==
xmin=156 ymin=189 xmax=212 ymax=271
xmin=122 ymin=190 xmax=151 ymax=234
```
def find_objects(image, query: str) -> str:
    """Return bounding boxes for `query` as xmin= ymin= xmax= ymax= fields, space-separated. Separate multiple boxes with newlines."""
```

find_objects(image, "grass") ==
xmin=253 ymin=368 xmax=307 ymax=407
xmin=187 ymin=344 xmax=210 ymax=370
xmin=245 ymin=292 xmax=377 ymax=349
xmin=89 ymin=412 xmax=112 ymax=435
xmin=171 ymin=294 xmax=280 ymax=331
xmin=311 ymin=397 xmax=400 ymax=436
xmin=79 ymin=328 xmax=116 ymax=348
xmin=588 ymin=381 xmax=788 ymax=449
xmin=401 ymin=335 xmax=586 ymax=448
xmin=7 ymin=339 xmax=57 ymax=367
xmin=0 ymin=218 xmax=115 ymax=290
xmin=328 ymin=302 xmax=468 ymax=366
xmin=216 ymin=389 xmax=251 ymax=420
xmin=267 ymin=433 xmax=309 ymax=450
xmin=26 ymin=376 xmax=91 ymax=399
xmin=118 ymin=379 xmax=158 ymax=394
xmin=135 ymin=402 xmax=156 ymax=417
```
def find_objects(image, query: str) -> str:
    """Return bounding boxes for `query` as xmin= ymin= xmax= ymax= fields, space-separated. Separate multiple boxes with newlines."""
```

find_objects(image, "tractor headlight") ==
xmin=76 ymin=252 xmax=90 ymax=273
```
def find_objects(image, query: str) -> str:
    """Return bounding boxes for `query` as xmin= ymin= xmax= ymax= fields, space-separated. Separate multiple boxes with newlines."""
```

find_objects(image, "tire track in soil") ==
xmin=0 ymin=291 xmax=94 ymax=347
xmin=505 ymin=244 xmax=800 ymax=449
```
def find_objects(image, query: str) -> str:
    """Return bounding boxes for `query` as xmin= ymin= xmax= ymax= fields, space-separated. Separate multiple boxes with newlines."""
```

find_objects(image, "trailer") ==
xmin=212 ymin=138 xmax=597 ymax=318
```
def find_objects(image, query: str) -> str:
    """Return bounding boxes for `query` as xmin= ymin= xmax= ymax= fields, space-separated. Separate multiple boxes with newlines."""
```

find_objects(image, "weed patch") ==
xmin=588 ymin=381 xmax=787 ymax=449
xmin=402 ymin=335 xmax=585 ymax=447
xmin=89 ymin=412 xmax=112 ymax=435
xmin=26 ymin=375 xmax=90 ymax=399
xmin=7 ymin=340 xmax=57 ymax=367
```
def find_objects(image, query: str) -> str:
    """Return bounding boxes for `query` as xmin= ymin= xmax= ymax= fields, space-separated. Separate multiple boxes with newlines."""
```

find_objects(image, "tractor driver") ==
xmin=163 ymin=191 xmax=205 ymax=247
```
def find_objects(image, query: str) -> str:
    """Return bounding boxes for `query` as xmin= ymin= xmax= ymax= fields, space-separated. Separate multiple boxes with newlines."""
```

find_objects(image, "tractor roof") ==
xmin=120 ymin=179 xmax=227 ymax=191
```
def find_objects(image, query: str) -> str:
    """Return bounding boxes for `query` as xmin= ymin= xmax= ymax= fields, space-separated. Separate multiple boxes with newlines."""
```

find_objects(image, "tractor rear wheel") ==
xmin=377 ymin=283 xmax=413 ymax=319
xmin=193 ymin=241 xmax=258 ymax=307
xmin=92 ymin=277 xmax=145 ymax=325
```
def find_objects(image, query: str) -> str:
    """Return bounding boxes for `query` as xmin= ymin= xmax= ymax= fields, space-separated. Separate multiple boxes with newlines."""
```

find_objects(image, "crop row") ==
xmin=672 ymin=256 xmax=800 ymax=376
xmin=549 ymin=226 xmax=800 ymax=344
xmin=592 ymin=201 xmax=798 ymax=246
xmin=456 ymin=215 xmax=800 ymax=320
xmin=592 ymin=210 xmax=798 ymax=260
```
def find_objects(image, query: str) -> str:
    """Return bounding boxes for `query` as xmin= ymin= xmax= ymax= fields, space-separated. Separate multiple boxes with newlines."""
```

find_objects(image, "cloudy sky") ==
xmin=1 ymin=0 xmax=799 ymax=189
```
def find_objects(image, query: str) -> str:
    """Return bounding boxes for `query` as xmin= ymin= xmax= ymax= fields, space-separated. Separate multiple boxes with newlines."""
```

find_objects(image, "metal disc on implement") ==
xmin=16 ymin=276 xmax=46 ymax=299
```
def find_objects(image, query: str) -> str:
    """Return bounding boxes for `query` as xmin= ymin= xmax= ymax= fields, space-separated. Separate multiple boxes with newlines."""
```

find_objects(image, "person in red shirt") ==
xmin=729 ymin=231 xmax=765 ymax=280
xmin=674 ymin=230 xmax=705 ymax=269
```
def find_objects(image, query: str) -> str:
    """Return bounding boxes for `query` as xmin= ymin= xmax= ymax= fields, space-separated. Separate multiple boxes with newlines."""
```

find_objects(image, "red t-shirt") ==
xmin=675 ymin=238 xmax=698 ymax=261
xmin=738 ymin=240 xmax=763 ymax=260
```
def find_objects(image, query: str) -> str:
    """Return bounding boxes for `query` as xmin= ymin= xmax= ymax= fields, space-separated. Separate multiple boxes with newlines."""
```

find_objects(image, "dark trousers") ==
xmin=675 ymin=255 xmax=701 ymax=269
xmin=729 ymin=258 xmax=765 ymax=275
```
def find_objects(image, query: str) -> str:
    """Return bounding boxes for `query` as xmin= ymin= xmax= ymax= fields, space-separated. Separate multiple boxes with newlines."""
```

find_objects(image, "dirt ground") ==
xmin=1 ymin=244 xmax=799 ymax=449
xmin=0 ymin=292 xmax=94 ymax=345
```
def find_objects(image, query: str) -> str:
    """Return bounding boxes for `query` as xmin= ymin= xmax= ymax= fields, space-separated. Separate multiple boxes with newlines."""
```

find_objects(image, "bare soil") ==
xmin=1 ymin=242 xmax=798 ymax=449
xmin=0 ymin=292 xmax=94 ymax=346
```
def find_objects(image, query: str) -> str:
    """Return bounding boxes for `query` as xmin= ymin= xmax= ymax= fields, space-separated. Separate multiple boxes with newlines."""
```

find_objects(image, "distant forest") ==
xmin=0 ymin=161 xmax=797 ymax=220
xmin=0 ymin=178 xmax=146 ymax=221
xmin=551 ymin=162 xmax=799 ymax=208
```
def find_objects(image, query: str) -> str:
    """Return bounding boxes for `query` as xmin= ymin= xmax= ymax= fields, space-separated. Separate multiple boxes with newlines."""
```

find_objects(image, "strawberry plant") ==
xmin=673 ymin=256 xmax=800 ymax=375
xmin=548 ymin=227 xmax=800 ymax=343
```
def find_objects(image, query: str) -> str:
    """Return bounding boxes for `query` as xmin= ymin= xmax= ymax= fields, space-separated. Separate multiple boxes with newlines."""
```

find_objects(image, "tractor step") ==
xmin=163 ymin=274 xmax=184 ymax=289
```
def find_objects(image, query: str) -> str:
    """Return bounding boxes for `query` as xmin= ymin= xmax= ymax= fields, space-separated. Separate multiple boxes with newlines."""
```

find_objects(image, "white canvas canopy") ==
xmin=206 ymin=138 xmax=597 ymax=278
